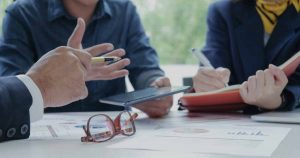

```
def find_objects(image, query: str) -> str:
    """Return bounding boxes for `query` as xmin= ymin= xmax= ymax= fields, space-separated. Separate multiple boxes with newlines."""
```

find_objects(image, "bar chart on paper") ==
xmin=30 ymin=114 xmax=91 ymax=140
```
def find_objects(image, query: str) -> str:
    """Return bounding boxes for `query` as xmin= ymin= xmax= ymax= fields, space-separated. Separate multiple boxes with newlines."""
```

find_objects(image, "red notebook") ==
xmin=179 ymin=51 xmax=300 ymax=112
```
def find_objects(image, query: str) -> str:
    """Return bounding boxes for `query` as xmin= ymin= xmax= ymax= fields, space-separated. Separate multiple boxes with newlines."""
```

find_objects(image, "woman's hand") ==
xmin=193 ymin=67 xmax=230 ymax=92
xmin=240 ymin=64 xmax=288 ymax=110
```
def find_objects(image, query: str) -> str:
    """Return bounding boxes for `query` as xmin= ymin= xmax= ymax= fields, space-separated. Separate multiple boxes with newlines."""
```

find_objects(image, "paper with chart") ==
xmin=30 ymin=114 xmax=91 ymax=140
xmin=109 ymin=125 xmax=290 ymax=157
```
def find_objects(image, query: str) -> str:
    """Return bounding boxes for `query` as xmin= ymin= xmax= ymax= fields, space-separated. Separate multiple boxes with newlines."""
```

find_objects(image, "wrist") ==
xmin=260 ymin=95 xmax=282 ymax=110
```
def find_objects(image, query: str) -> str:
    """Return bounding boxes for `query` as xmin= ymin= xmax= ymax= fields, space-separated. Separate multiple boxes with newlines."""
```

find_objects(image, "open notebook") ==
xmin=179 ymin=51 xmax=300 ymax=112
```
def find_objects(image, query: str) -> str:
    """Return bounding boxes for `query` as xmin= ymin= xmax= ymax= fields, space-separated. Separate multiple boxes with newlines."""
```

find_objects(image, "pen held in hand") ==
xmin=191 ymin=48 xmax=229 ymax=87
xmin=191 ymin=48 xmax=214 ymax=68
xmin=91 ymin=56 xmax=121 ymax=64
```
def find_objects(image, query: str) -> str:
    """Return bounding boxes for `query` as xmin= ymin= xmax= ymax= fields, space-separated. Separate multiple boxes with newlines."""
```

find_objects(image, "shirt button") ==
xmin=6 ymin=128 xmax=16 ymax=138
xmin=20 ymin=124 xmax=29 ymax=135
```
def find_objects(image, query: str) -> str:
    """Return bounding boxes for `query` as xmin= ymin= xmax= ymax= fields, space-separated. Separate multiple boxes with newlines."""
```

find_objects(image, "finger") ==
xmin=200 ymin=67 xmax=220 ymax=78
xmin=269 ymin=64 xmax=288 ymax=86
xmin=151 ymin=79 xmax=163 ymax=88
xmin=98 ymin=70 xmax=129 ymax=80
xmin=194 ymin=72 xmax=226 ymax=89
xmin=216 ymin=67 xmax=231 ymax=83
xmin=103 ymin=49 xmax=126 ymax=58
xmin=105 ymin=58 xmax=130 ymax=72
xmin=193 ymin=80 xmax=221 ymax=92
xmin=264 ymin=69 xmax=275 ymax=90
xmin=85 ymin=43 xmax=114 ymax=57
xmin=67 ymin=18 xmax=85 ymax=49
xmin=91 ymin=61 xmax=106 ymax=67
xmin=133 ymin=99 xmax=172 ymax=118
xmin=240 ymin=81 xmax=250 ymax=103
xmin=137 ymin=106 xmax=165 ymax=118
xmin=152 ymin=77 xmax=171 ymax=88
xmin=256 ymin=70 xmax=265 ymax=92
xmin=161 ymin=77 xmax=171 ymax=87
xmin=86 ymin=69 xmax=129 ymax=81
xmin=247 ymin=76 xmax=257 ymax=98
xmin=67 ymin=47 xmax=92 ymax=71
xmin=90 ymin=58 xmax=130 ymax=75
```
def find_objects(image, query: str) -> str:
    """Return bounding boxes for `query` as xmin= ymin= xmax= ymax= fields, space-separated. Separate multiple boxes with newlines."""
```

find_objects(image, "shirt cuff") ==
xmin=17 ymin=75 xmax=44 ymax=122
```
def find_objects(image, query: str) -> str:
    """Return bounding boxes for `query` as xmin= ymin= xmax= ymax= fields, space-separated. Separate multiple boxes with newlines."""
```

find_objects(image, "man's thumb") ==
xmin=67 ymin=18 xmax=85 ymax=49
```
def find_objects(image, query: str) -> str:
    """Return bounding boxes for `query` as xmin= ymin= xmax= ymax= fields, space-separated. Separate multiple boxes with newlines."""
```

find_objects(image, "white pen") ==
xmin=191 ymin=48 xmax=214 ymax=68
xmin=191 ymin=48 xmax=229 ymax=87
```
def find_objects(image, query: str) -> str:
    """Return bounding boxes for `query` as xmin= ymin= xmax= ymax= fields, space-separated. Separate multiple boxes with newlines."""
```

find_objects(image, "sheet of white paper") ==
xmin=30 ymin=114 xmax=91 ymax=140
xmin=109 ymin=125 xmax=290 ymax=157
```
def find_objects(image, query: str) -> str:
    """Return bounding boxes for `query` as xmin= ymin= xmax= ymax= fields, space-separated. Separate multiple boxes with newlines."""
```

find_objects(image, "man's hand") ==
xmin=26 ymin=46 xmax=92 ymax=108
xmin=68 ymin=18 xmax=130 ymax=81
xmin=240 ymin=64 xmax=288 ymax=110
xmin=193 ymin=67 xmax=230 ymax=92
xmin=133 ymin=77 xmax=173 ymax=118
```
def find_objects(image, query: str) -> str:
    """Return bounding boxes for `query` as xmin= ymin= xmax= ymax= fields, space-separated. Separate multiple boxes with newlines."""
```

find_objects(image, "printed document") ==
xmin=109 ymin=125 xmax=290 ymax=157
xmin=30 ymin=114 xmax=90 ymax=140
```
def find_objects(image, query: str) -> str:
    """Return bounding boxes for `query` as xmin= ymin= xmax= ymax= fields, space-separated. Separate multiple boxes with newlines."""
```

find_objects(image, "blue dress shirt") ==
xmin=0 ymin=0 xmax=164 ymax=112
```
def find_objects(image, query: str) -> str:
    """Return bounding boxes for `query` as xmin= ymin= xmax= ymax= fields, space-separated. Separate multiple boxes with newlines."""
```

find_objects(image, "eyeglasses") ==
xmin=81 ymin=111 xmax=138 ymax=143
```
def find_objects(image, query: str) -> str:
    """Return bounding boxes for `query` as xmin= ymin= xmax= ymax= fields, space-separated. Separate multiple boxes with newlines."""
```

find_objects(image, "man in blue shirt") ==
xmin=0 ymin=0 xmax=173 ymax=118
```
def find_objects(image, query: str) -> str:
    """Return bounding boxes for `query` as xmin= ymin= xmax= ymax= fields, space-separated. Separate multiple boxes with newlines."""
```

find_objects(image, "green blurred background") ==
xmin=0 ymin=0 xmax=212 ymax=64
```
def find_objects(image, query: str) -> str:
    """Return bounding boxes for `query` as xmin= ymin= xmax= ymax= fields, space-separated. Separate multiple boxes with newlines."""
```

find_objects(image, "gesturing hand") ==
xmin=27 ymin=47 xmax=92 ymax=108
xmin=240 ymin=64 xmax=288 ymax=110
xmin=68 ymin=18 xmax=130 ymax=81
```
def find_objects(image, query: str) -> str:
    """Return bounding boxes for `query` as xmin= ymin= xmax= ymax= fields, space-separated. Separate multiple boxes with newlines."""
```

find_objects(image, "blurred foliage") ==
xmin=0 ymin=0 xmax=11 ymax=32
xmin=132 ymin=0 xmax=212 ymax=64
xmin=0 ymin=0 xmax=212 ymax=64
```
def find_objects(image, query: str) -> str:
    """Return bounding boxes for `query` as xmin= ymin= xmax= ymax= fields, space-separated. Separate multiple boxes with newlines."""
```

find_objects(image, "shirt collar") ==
xmin=93 ymin=0 xmax=113 ymax=21
xmin=47 ymin=0 xmax=113 ymax=22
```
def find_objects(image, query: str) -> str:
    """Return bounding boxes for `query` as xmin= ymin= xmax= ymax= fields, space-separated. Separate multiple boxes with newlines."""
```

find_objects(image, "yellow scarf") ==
xmin=256 ymin=0 xmax=300 ymax=34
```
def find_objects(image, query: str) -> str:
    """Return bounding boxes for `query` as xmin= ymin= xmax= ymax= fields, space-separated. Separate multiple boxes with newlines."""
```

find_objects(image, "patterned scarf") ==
xmin=256 ymin=0 xmax=300 ymax=34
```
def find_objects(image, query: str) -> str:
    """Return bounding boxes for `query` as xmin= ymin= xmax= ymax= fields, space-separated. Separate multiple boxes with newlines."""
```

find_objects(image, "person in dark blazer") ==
xmin=0 ymin=19 xmax=129 ymax=142
xmin=0 ymin=46 xmax=91 ymax=142
xmin=193 ymin=0 xmax=300 ymax=113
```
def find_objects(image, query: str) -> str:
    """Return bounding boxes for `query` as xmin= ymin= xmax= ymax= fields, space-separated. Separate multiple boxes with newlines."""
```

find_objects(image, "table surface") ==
xmin=0 ymin=111 xmax=300 ymax=158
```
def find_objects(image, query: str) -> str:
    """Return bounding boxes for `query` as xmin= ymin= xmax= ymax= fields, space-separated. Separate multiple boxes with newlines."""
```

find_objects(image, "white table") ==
xmin=0 ymin=111 xmax=300 ymax=158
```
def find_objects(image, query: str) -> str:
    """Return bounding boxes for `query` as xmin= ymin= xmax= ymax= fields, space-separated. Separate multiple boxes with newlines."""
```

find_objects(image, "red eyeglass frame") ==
xmin=81 ymin=111 xmax=138 ymax=143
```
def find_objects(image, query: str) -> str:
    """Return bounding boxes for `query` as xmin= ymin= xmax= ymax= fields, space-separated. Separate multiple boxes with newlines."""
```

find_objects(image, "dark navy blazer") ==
xmin=203 ymin=0 xmax=300 ymax=113
xmin=0 ymin=77 xmax=31 ymax=142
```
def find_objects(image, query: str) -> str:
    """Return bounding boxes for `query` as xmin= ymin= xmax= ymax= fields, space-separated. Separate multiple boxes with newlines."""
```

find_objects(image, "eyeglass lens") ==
xmin=120 ymin=111 xmax=135 ymax=136
xmin=89 ymin=115 xmax=114 ymax=142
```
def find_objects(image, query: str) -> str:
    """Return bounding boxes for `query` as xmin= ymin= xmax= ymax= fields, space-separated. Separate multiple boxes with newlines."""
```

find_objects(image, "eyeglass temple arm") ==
xmin=81 ymin=131 xmax=114 ymax=142
xmin=81 ymin=126 xmax=93 ymax=142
